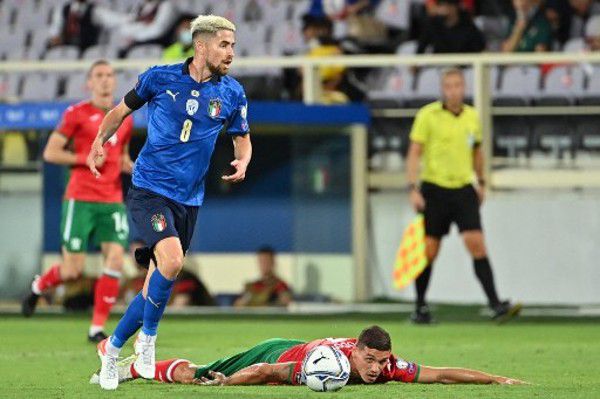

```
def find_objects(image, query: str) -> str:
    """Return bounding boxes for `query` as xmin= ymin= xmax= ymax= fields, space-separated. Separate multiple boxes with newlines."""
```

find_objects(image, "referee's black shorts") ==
xmin=421 ymin=181 xmax=482 ymax=238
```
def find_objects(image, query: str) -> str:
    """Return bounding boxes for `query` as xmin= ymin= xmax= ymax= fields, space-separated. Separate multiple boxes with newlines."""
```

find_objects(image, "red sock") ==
xmin=131 ymin=359 xmax=190 ymax=383
xmin=33 ymin=264 xmax=62 ymax=294
xmin=91 ymin=274 xmax=120 ymax=328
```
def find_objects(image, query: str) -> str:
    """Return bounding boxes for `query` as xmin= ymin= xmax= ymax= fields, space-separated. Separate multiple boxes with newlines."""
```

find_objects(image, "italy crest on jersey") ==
xmin=208 ymin=98 xmax=222 ymax=118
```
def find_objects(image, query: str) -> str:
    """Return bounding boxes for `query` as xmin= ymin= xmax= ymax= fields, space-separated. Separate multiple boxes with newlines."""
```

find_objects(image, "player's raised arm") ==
xmin=196 ymin=362 xmax=296 ymax=386
xmin=87 ymin=100 xmax=133 ymax=178
xmin=417 ymin=365 xmax=527 ymax=385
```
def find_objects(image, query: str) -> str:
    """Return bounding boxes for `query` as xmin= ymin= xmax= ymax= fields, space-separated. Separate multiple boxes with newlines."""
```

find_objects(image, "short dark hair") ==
xmin=438 ymin=0 xmax=460 ymax=5
xmin=87 ymin=59 xmax=111 ymax=78
xmin=257 ymin=245 xmax=275 ymax=256
xmin=357 ymin=326 xmax=392 ymax=351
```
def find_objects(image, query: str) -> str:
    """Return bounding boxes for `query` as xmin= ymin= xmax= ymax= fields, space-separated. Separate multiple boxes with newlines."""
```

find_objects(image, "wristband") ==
xmin=408 ymin=183 xmax=419 ymax=191
xmin=478 ymin=178 xmax=486 ymax=187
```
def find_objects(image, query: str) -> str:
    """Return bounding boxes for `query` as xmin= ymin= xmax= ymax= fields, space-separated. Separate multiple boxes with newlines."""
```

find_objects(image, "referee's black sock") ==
xmin=415 ymin=264 xmax=433 ymax=308
xmin=473 ymin=257 xmax=500 ymax=308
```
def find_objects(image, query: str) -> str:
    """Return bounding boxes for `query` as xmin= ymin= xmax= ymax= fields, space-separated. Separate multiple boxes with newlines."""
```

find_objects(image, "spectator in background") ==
xmin=117 ymin=0 xmax=179 ymax=55
xmin=48 ymin=0 xmax=101 ymax=51
xmin=546 ymin=0 xmax=600 ymax=46
xmin=234 ymin=246 xmax=292 ymax=307
xmin=585 ymin=14 xmax=600 ymax=49
xmin=417 ymin=0 xmax=486 ymax=54
xmin=162 ymin=16 xmax=195 ymax=61
xmin=501 ymin=0 xmax=553 ymax=52
xmin=308 ymin=0 xmax=387 ymax=44
xmin=303 ymin=15 xmax=350 ymax=103
xmin=48 ymin=0 xmax=130 ymax=52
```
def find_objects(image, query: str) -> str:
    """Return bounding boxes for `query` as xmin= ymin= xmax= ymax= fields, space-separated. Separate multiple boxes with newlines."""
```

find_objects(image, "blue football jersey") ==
xmin=128 ymin=57 xmax=249 ymax=206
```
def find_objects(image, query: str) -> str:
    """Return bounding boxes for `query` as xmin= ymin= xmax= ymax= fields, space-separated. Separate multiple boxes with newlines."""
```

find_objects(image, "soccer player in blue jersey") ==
xmin=86 ymin=15 xmax=252 ymax=390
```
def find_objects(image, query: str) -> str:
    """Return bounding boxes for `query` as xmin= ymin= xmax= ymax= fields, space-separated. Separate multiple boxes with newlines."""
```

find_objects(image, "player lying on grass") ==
xmin=93 ymin=325 xmax=525 ymax=386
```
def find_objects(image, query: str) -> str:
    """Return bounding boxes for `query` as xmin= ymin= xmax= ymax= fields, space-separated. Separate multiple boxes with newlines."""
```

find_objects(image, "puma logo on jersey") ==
xmin=90 ymin=114 xmax=102 ymax=122
xmin=166 ymin=90 xmax=179 ymax=101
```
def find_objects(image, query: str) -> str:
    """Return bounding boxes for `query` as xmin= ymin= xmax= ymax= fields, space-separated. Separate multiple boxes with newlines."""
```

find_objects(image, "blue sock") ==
xmin=141 ymin=268 xmax=175 ymax=336
xmin=110 ymin=291 xmax=145 ymax=348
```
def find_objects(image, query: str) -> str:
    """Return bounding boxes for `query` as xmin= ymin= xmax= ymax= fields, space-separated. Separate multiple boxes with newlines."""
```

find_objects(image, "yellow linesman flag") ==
xmin=393 ymin=214 xmax=427 ymax=290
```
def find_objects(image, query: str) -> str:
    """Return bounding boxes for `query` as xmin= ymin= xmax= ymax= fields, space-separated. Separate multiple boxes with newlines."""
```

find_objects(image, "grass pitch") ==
xmin=0 ymin=313 xmax=598 ymax=398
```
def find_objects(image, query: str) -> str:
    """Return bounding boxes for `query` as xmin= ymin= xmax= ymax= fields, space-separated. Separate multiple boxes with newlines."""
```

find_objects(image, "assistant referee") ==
xmin=406 ymin=67 xmax=520 ymax=324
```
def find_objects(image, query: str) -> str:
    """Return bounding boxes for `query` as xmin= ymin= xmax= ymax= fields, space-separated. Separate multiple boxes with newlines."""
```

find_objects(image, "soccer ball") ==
xmin=302 ymin=345 xmax=351 ymax=392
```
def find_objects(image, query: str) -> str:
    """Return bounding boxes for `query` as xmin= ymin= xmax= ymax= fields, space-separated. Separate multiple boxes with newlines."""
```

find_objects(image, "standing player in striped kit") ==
xmin=21 ymin=60 xmax=134 ymax=343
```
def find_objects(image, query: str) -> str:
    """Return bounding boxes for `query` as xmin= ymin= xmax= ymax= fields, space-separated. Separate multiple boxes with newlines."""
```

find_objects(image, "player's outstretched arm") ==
xmin=222 ymin=134 xmax=252 ymax=183
xmin=195 ymin=362 xmax=295 ymax=386
xmin=417 ymin=366 xmax=527 ymax=385
xmin=87 ymin=100 xmax=133 ymax=178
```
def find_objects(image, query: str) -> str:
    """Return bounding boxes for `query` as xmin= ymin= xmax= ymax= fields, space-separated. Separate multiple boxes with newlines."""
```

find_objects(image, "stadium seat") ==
xmin=290 ymin=0 xmax=311 ymax=22
xmin=538 ymin=66 xmax=584 ymax=106
xmin=493 ymin=116 xmax=531 ymax=158
xmin=62 ymin=72 xmax=88 ymax=101
xmin=395 ymin=40 xmax=417 ymax=55
xmin=114 ymin=71 xmax=138 ymax=101
xmin=240 ymin=0 xmax=265 ymax=23
xmin=173 ymin=0 xmax=206 ymax=14
xmin=367 ymin=66 xmax=414 ymax=107
xmin=407 ymin=67 xmax=440 ymax=108
xmin=126 ymin=44 xmax=163 ymax=60
xmin=532 ymin=116 xmax=577 ymax=159
xmin=28 ymin=29 xmax=52 ymax=60
xmin=376 ymin=0 xmax=411 ymax=31
xmin=474 ymin=15 xmax=508 ymax=42
xmin=81 ymin=45 xmax=119 ymax=61
xmin=494 ymin=66 xmax=541 ymax=106
xmin=1 ymin=29 xmax=28 ymax=59
xmin=575 ymin=116 xmax=600 ymax=152
xmin=369 ymin=134 xmax=387 ymax=170
xmin=44 ymin=45 xmax=80 ymax=61
xmin=0 ymin=73 xmax=22 ymax=101
xmin=4 ymin=47 xmax=31 ymax=61
xmin=210 ymin=0 xmax=244 ymax=23
xmin=271 ymin=21 xmax=305 ymax=55
xmin=579 ymin=66 xmax=600 ymax=105
xmin=21 ymin=73 xmax=59 ymax=101
xmin=235 ymin=23 xmax=269 ymax=56
xmin=563 ymin=38 xmax=586 ymax=53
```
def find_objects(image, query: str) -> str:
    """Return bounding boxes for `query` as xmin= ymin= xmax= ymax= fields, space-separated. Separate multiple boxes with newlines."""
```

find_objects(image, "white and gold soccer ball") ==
xmin=302 ymin=345 xmax=351 ymax=392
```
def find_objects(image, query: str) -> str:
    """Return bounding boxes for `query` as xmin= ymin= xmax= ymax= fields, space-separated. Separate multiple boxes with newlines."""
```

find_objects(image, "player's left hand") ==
xmin=496 ymin=376 xmax=528 ymax=385
xmin=87 ymin=138 xmax=105 ymax=178
xmin=221 ymin=159 xmax=247 ymax=183
xmin=193 ymin=370 xmax=227 ymax=386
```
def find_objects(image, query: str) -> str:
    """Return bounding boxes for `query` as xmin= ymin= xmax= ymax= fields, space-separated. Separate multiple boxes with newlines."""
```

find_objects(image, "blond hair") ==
xmin=190 ymin=15 xmax=236 ymax=39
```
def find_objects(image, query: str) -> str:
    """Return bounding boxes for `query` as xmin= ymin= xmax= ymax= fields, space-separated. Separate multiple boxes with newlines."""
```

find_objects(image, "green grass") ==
xmin=0 ymin=314 xmax=599 ymax=398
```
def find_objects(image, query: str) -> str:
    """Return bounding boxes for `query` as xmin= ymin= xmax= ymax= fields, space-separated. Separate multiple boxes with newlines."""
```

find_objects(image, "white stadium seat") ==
xmin=21 ymin=73 xmax=59 ymax=101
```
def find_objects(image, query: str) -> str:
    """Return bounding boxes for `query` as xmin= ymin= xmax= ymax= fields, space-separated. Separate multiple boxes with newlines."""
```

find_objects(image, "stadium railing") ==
xmin=3 ymin=51 xmax=600 ymax=301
